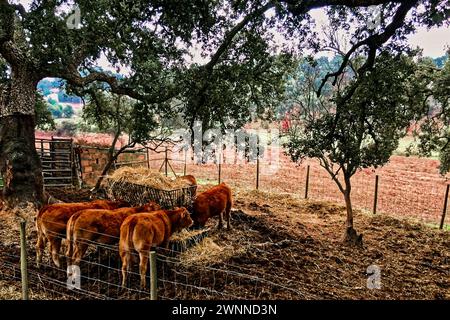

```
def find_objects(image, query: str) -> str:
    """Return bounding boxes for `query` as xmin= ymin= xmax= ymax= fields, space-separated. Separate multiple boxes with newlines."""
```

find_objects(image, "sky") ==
xmin=309 ymin=9 xmax=449 ymax=58
xmin=408 ymin=27 xmax=450 ymax=57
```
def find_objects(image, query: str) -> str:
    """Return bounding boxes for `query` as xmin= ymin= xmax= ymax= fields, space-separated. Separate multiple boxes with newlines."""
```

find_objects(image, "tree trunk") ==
xmin=92 ymin=155 xmax=116 ymax=193
xmin=92 ymin=128 xmax=121 ymax=193
xmin=343 ymin=189 xmax=353 ymax=229
xmin=0 ymin=67 xmax=43 ymax=209
xmin=342 ymin=176 xmax=363 ymax=246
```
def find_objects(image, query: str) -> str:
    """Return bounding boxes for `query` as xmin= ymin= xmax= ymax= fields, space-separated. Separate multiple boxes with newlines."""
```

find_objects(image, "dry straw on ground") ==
xmin=170 ymin=228 xmax=206 ymax=242
xmin=108 ymin=167 xmax=190 ymax=190
xmin=178 ymin=237 xmax=241 ymax=267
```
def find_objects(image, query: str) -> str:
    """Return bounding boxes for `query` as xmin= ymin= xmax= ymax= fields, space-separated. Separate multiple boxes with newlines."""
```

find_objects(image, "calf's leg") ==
xmin=225 ymin=199 xmax=232 ymax=230
xmin=138 ymin=249 xmax=150 ymax=289
xmin=35 ymin=234 xmax=47 ymax=268
xmin=120 ymin=247 xmax=132 ymax=288
xmin=217 ymin=210 xmax=224 ymax=229
xmin=49 ymin=236 xmax=62 ymax=268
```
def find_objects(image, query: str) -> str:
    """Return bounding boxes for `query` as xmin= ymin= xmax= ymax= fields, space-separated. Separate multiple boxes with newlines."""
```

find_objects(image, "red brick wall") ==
xmin=78 ymin=146 xmax=147 ymax=186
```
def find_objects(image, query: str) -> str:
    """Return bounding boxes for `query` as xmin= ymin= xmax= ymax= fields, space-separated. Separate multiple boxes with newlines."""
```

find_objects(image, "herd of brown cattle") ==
xmin=35 ymin=176 xmax=233 ymax=289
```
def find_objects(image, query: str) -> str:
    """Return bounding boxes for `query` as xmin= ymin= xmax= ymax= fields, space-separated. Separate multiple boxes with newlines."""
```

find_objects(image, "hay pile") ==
xmin=171 ymin=228 xmax=206 ymax=242
xmin=169 ymin=228 xmax=209 ymax=254
xmin=0 ymin=280 xmax=58 ymax=300
xmin=108 ymin=167 xmax=190 ymax=190
xmin=178 ymin=237 xmax=242 ymax=266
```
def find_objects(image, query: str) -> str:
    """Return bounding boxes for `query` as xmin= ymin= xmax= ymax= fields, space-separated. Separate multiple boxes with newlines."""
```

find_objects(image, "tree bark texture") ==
xmin=0 ymin=66 xmax=44 ymax=208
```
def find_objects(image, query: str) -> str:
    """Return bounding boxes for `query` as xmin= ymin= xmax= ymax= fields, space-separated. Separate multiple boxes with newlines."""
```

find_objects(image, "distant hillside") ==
xmin=433 ymin=54 xmax=448 ymax=68
xmin=37 ymin=78 xmax=82 ymax=104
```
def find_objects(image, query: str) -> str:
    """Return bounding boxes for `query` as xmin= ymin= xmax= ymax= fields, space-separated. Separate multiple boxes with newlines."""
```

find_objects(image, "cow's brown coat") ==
xmin=191 ymin=183 xmax=232 ymax=229
xmin=119 ymin=208 xmax=193 ymax=288
xmin=66 ymin=202 xmax=161 ymax=265
xmin=35 ymin=199 xmax=128 ymax=267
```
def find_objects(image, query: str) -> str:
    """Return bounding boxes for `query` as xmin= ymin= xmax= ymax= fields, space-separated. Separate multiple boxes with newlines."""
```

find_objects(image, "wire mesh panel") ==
xmin=0 ymin=226 xmax=310 ymax=300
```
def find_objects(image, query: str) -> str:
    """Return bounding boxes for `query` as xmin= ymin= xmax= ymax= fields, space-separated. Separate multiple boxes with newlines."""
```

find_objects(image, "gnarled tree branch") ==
xmin=316 ymin=0 xmax=418 ymax=96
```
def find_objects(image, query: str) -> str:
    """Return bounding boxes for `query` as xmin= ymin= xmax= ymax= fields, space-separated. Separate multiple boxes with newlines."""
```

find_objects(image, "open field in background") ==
xmin=393 ymin=135 xmax=440 ymax=159
xmin=147 ymin=147 xmax=449 ymax=227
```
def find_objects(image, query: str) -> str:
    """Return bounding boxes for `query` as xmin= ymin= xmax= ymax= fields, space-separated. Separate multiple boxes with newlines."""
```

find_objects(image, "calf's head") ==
xmin=190 ymin=211 xmax=207 ymax=228
xmin=173 ymin=207 xmax=193 ymax=232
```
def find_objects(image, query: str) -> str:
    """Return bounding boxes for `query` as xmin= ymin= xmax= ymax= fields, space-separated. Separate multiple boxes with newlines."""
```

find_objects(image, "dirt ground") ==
xmin=0 ymin=185 xmax=449 ymax=300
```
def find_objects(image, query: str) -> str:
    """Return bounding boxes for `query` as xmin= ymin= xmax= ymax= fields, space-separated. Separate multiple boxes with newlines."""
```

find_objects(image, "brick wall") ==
xmin=78 ymin=146 xmax=148 ymax=186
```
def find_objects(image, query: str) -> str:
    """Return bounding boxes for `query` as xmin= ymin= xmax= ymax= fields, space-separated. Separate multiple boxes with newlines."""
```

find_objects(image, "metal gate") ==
xmin=35 ymin=137 xmax=79 ymax=187
xmin=0 ymin=137 xmax=80 ymax=189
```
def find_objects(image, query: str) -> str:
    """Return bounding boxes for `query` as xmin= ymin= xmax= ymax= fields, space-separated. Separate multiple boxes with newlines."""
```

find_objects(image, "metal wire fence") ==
xmin=147 ymin=146 xmax=449 ymax=227
xmin=0 ymin=221 xmax=311 ymax=300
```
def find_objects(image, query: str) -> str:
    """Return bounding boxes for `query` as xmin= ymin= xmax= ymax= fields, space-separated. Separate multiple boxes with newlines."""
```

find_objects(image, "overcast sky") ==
xmin=408 ymin=27 xmax=450 ymax=57
xmin=309 ymin=9 xmax=449 ymax=58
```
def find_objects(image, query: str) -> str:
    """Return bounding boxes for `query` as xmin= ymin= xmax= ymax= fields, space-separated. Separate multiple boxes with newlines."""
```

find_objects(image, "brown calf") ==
xmin=191 ymin=182 xmax=232 ymax=229
xmin=66 ymin=201 xmax=161 ymax=266
xmin=35 ymin=199 xmax=129 ymax=268
xmin=119 ymin=208 xmax=193 ymax=288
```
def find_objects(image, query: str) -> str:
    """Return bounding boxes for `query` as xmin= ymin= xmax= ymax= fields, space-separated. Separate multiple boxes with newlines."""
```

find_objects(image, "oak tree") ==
xmin=284 ymin=52 xmax=426 ymax=244
xmin=0 ymin=0 xmax=447 ymax=209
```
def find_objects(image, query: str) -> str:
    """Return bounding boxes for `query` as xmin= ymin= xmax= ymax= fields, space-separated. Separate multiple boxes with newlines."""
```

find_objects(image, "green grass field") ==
xmin=393 ymin=135 xmax=439 ymax=159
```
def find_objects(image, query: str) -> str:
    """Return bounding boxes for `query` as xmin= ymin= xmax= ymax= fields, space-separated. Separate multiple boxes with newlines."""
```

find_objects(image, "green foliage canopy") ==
xmin=285 ymin=52 xmax=426 ymax=180
xmin=416 ymin=55 xmax=450 ymax=174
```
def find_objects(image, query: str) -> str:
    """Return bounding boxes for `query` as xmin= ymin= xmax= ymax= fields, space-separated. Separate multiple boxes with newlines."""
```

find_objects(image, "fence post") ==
xmin=150 ymin=250 xmax=157 ymax=300
xmin=19 ymin=221 xmax=29 ymax=300
xmin=256 ymin=157 xmax=260 ymax=190
xmin=256 ymin=138 xmax=260 ymax=190
xmin=218 ymin=153 xmax=222 ymax=184
xmin=164 ymin=147 xmax=168 ymax=177
xmin=440 ymin=184 xmax=449 ymax=230
xmin=304 ymin=165 xmax=310 ymax=199
xmin=373 ymin=175 xmax=379 ymax=214
xmin=183 ymin=149 xmax=187 ymax=176
xmin=146 ymin=148 xmax=150 ymax=169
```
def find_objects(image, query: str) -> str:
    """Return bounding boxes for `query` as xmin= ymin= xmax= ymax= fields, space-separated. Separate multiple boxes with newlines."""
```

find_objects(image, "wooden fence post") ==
xmin=304 ymin=165 xmax=310 ymax=199
xmin=218 ymin=153 xmax=222 ymax=184
xmin=183 ymin=150 xmax=187 ymax=176
xmin=19 ymin=221 xmax=29 ymax=300
xmin=440 ymin=184 xmax=449 ymax=230
xmin=164 ymin=147 xmax=168 ymax=177
xmin=256 ymin=156 xmax=260 ymax=190
xmin=146 ymin=148 xmax=150 ymax=169
xmin=150 ymin=250 xmax=157 ymax=300
xmin=373 ymin=175 xmax=379 ymax=214
xmin=256 ymin=139 xmax=260 ymax=190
